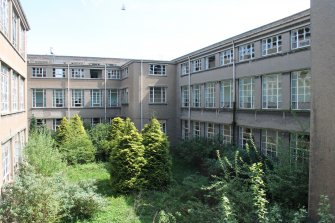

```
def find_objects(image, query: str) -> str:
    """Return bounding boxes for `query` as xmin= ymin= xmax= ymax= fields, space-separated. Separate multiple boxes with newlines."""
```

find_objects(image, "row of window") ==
xmin=181 ymin=70 xmax=310 ymax=110
xmin=180 ymin=26 xmax=311 ymax=75
xmin=181 ymin=120 xmax=309 ymax=163
xmin=0 ymin=0 xmax=26 ymax=57
xmin=1 ymin=64 xmax=25 ymax=114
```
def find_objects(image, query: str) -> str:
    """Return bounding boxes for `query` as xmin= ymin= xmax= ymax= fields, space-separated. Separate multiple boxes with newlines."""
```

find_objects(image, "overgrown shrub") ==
xmin=89 ymin=123 xmax=111 ymax=161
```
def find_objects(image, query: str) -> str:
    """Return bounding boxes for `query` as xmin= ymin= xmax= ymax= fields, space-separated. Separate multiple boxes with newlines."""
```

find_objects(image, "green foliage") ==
xmin=24 ymin=129 xmax=66 ymax=176
xmin=110 ymin=118 xmax=146 ymax=193
xmin=89 ymin=123 xmax=112 ymax=161
xmin=220 ymin=196 xmax=238 ymax=223
xmin=141 ymin=117 xmax=172 ymax=190
xmin=29 ymin=115 xmax=37 ymax=134
xmin=157 ymin=210 xmax=177 ymax=223
xmin=318 ymin=195 xmax=335 ymax=223
xmin=55 ymin=117 xmax=71 ymax=146
xmin=110 ymin=117 xmax=125 ymax=150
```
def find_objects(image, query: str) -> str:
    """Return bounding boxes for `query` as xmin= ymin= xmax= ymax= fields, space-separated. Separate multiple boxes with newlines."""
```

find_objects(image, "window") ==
xmin=32 ymin=89 xmax=46 ymax=108
xmin=53 ymin=89 xmax=65 ymax=108
xmin=91 ymin=118 xmax=101 ymax=126
xmin=205 ymin=82 xmax=215 ymax=108
xmin=239 ymin=127 xmax=254 ymax=148
xmin=221 ymin=124 xmax=232 ymax=144
xmin=181 ymin=62 xmax=189 ymax=75
xmin=12 ymin=73 xmax=18 ymax=111
xmin=158 ymin=120 xmax=167 ymax=134
xmin=150 ymin=64 xmax=166 ymax=76
xmin=108 ymin=89 xmax=119 ymax=107
xmin=14 ymin=134 xmax=21 ymax=170
xmin=91 ymin=89 xmax=102 ymax=107
xmin=239 ymin=77 xmax=255 ymax=109
xmin=181 ymin=86 xmax=189 ymax=107
xmin=291 ymin=26 xmax=311 ymax=49
xmin=32 ymin=67 xmax=46 ymax=77
xmin=191 ymin=59 xmax=202 ymax=72
xmin=290 ymin=133 xmax=310 ymax=163
xmin=192 ymin=85 xmax=201 ymax=107
xmin=261 ymin=129 xmax=279 ymax=158
xmin=206 ymin=123 xmax=215 ymax=140
xmin=122 ymin=67 xmax=128 ymax=78
xmin=262 ymin=35 xmax=282 ymax=56
xmin=36 ymin=119 xmax=46 ymax=126
xmin=72 ymin=89 xmax=84 ymax=107
xmin=107 ymin=69 xmax=121 ymax=79
xmin=220 ymin=80 xmax=233 ymax=108
xmin=239 ymin=43 xmax=255 ymax=61
xmin=149 ymin=87 xmax=166 ymax=103
xmin=1 ymin=65 xmax=9 ymax=113
xmin=90 ymin=69 xmax=102 ymax=79
xmin=0 ymin=0 xmax=9 ymax=35
xmin=19 ymin=25 xmax=25 ymax=57
xmin=71 ymin=68 xmax=84 ymax=78
xmin=192 ymin=121 xmax=200 ymax=138
xmin=220 ymin=49 xmax=233 ymax=65
xmin=53 ymin=68 xmax=65 ymax=78
xmin=52 ymin=119 xmax=62 ymax=131
xmin=182 ymin=120 xmax=189 ymax=140
xmin=120 ymin=88 xmax=128 ymax=104
xmin=12 ymin=12 xmax=18 ymax=47
xmin=205 ymin=55 xmax=216 ymax=69
xmin=291 ymin=70 xmax=311 ymax=110
xmin=19 ymin=77 xmax=24 ymax=111
xmin=2 ymin=141 xmax=11 ymax=183
xmin=262 ymin=74 xmax=282 ymax=109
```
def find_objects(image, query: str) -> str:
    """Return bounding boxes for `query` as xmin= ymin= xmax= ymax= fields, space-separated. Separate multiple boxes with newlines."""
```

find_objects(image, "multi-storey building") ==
xmin=0 ymin=0 xmax=30 ymax=187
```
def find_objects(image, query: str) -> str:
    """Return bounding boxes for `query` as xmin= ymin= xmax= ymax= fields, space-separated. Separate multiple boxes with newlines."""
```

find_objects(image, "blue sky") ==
xmin=20 ymin=0 xmax=310 ymax=60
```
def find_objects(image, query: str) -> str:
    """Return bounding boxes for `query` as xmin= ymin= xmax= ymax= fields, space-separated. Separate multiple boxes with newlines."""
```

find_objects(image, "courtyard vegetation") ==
xmin=0 ymin=115 xmax=333 ymax=222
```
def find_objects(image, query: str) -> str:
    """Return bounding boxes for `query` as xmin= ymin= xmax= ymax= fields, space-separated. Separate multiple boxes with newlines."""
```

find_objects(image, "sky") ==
xmin=20 ymin=0 xmax=310 ymax=60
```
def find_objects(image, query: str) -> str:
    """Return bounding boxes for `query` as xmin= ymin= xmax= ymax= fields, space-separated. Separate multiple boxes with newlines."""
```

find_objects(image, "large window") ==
xmin=19 ymin=25 xmax=25 ymax=57
xmin=19 ymin=77 xmax=24 ymax=111
xmin=205 ymin=82 xmax=215 ymax=108
xmin=181 ymin=86 xmax=189 ymax=107
xmin=53 ymin=68 xmax=65 ymax=78
xmin=12 ymin=73 xmax=18 ymax=111
xmin=71 ymin=68 xmax=84 ymax=78
xmin=291 ymin=70 xmax=311 ymax=110
xmin=181 ymin=62 xmax=189 ymax=75
xmin=72 ymin=89 xmax=84 ymax=107
xmin=32 ymin=89 xmax=46 ymax=108
xmin=12 ymin=12 xmax=18 ymax=47
xmin=2 ymin=141 xmax=11 ymax=183
xmin=191 ymin=59 xmax=202 ymax=72
xmin=1 ymin=65 xmax=9 ymax=113
xmin=149 ymin=87 xmax=166 ymax=103
xmin=205 ymin=55 xmax=216 ymax=69
xmin=192 ymin=85 xmax=201 ymax=107
xmin=262 ymin=74 xmax=282 ymax=109
xmin=149 ymin=64 xmax=166 ymax=76
xmin=0 ymin=0 xmax=9 ymax=35
xmin=291 ymin=26 xmax=311 ymax=49
xmin=290 ymin=133 xmax=310 ymax=164
xmin=239 ymin=43 xmax=254 ymax=61
xmin=221 ymin=124 xmax=232 ymax=144
xmin=91 ymin=89 xmax=102 ymax=107
xmin=108 ymin=89 xmax=119 ymax=107
xmin=239 ymin=127 xmax=254 ymax=148
xmin=120 ymin=88 xmax=128 ymax=104
xmin=239 ymin=77 xmax=255 ymax=109
xmin=182 ymin=120 xmax=189 ymax=140
xmin=220 ymin=80 xmax=233 ymax=108
xmin=32 ymin=67 xmax=46 ymax=77
xmin=53 ymin=89 xmax=65 ymax=108
xmin=261 ymin=129 xmax=279 ymax=158
xmin=193 ymin=121 xmax=201 ymax=138
xmin=206 ymin=123 xmax=215 ymax=140
xmin=262 ymin=35 xmax=282 ymax=56
xmin=107 ymin=69 xmax=121 ymax=79
xmin=220 ymin=49 xmax=233 ymax=65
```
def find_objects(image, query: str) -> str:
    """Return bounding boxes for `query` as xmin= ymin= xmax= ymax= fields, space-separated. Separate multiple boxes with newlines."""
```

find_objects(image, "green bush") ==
xmin=89 ymin=123 xmax=112 ymax=161
xmin=141 ymin=118 xmax=172 ymax=190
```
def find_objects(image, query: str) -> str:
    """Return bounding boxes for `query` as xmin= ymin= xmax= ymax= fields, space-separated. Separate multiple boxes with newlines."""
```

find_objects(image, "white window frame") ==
xmin=193 ymin=121 xmax=201 ymax=138
xmin=261 ymin=129 xmax=279 ymax=158
xmin=72 ymin=89 xmax=84 ymax=107
xmin=191 ymin=59 xmax=202 ymax=72
xmin=221 ymin=124 xmax=232 ymax=144
xmin=205 ymin=55 xmax=216 ymax=69
xmin=239 ymin=126 xmax=253 ymax=148
xmin=12 ymin=73 xmax=18 ymax=111
xmin=2 ymin=140 xmax=11 ymax=183
xmin=239 ymin=77 xmax=255 ymax=109
xmin=149 ymin=64 xmax=166 ymax=76
xmin=19 ymin=25 xmax=25 ymax=57
xmin=206 ymin=123 xmax=215 ymax=140
xmin=53 ymin=68 xmax=65 ymax=78
xmin=120 ymin=88 xmax=128 ymax=104
xmin=12 ymin=11 xmax=18 ymax=48
xmin=71 ymin=68 xmax=84 ymax=79
xmin=52 ymin=89 xmax=65 ymax=108
xmin=181 ymin=86 xmax=189 ymax=107
xmin=220 ymin=80 xmax=233 ymax=108
xmin=108 ymin=89 xmax=119 ymax=107
xmin=181 ymin=62 xmax=189 ymax=75
xmin=52 ymin=119 xmax=62 ymax=131
xmin=262 ymin=74 xmax=282 ymax=109
xmin=107 ymin=69 xmax=121 ymax=79
xmin=205 ymin=82 xmax=215 ymax=108
xmin=32 ymin=89 xmax=46 ymax=108
xmin=192 ymin=84 xmax=201 ymax=108
xmin=1 ymin=65 xmax=9 ymax=113
xmin=19 ymin=77 xmax=24 ymax=111
xmin=290 ymin=133 xmax=310 ymax=163
xmin=291 ymin=26 xmax=311 ymax=49
xmin=149 ymin=87 xmax=167 ymax=104
xmin=291 ymin=70 xmax=311 ymax=110
xmin=90 ymin=89 xmax=102 ymax=107
xmin=32 ymin=67 xmax=46 ymax=78
xmin=262 ymin=35 xmax=282 ymax=56
xmin=0 ymin=0 xmax=9 ymax=35
xmin=182 ymin=120 xmax=189 ymax=140
xmin=239 ymin=43 xmax=255 ymax=61
xmin=220 ymin=49 xmax=233 ymax=65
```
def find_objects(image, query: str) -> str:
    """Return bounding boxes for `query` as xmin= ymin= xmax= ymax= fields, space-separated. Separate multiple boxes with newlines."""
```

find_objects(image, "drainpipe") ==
xmin=232 ymin=40 xmax=237 ymax=146
xmin=104 ymin=64 xmax=107 ymax=122
xmin=140 ymin=60 xmax=143 ymax=130
xmin=188 ymin=56 xmax=191 ymax=138
xmin=67 ymin=64 xmax=70 ymax=119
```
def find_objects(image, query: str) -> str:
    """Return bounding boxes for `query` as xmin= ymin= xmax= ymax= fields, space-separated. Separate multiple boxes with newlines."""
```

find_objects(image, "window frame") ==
xmin=52 ymin=89 xmax=65 ymax=108
xmin=206 ymin=122 xmax=215 ymax=140
xmin=239 ymin=77 xmax=255 ymax=109
xmin=108 ymin=89 xmax=119 ymax=107
xmin=32 ymin=67 xmax=46 ymax=78
xmin=32 ymin=89 xmax=46 ymax=108
xmin=182 ymin=120 xmax=189 ymax=140
xmin=107 ymin=69 xmax=121 ymax=79
xmin=191 ymin=59 xmax=202 ymax=72
xmin=220 ymin=49 xmax=233 ymax=65
xmin=291 ymin=26 xmax=311 ymax=49
xmin=181 ymin=86 xmax=189 ymax=107
xmin=71 ymin=89 xmax=84 ymax=107
xmin=193 ymin=121 xmax=201 ymax=138
xmin=149 ymin=64 xmax=166 ymax=76
xmin=90 ymin=89 xmax=102 ymax=107
xmin=261 ymin=129 xmax=279 ymax=158
xmin=221 ymin=124 xmax=232 ymax=144
xmin=239 ymin=126 xmax=254 ymax=149
xmin=1 ymin=65 xmax=9 ymax=113
xmin=290 ymin=133 xmax=310 ymax=164
xmin=12 ymin=73 xmax=18 ymax=111
xmin=53 ymin=68 xmax=65 ymax=78
xmin=205 ymin=82 xmax=216 ymax=108
xmin=262 ymin=74 xmax=282 ymax=109
xmin=149 ymin=86 xmax=167 ymax=104
xmin=71 ymin=68 xmax=84 ymax=79
xmin=181 ymin=62 xmax=189 ymax=75
xmin=239 ymin=43 xmax=255 ymax=61
xmin=291 ymin=70 xmax=311 ymax=110
xmin=262 ymin=35 xmax=282 ymax=56
xmin=192 ymin=84 xmax=201 ymax=108
xmin=220 ymin=80 xmax=233 ymax=108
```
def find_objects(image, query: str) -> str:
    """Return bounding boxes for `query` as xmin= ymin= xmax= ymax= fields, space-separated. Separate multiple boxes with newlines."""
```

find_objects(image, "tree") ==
xmin=110 ymin=118 xmax=146 ymax=193
xmin=29 ymin=116 xmax=37 ymax=134
xmin=141 ymin=118 xmax=172 ymax=190
xmin=89 ymin=123 xmax=111 ymax=161
xmin=109 ymin=117 xmax=125 ymax=151
xmin=55 ymin=117 xmax=70 ymax=146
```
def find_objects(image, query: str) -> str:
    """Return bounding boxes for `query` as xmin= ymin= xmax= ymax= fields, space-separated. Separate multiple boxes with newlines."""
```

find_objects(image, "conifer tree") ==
xmin=109 ymin=117 xmax=125 ymax=152
xmin=141 ymin=118 xmax=172 ymax=190
xmin=110 ymin=118 xmax=146 ymax=193
xmin=55 ymin=117 xmax=70 ymax=146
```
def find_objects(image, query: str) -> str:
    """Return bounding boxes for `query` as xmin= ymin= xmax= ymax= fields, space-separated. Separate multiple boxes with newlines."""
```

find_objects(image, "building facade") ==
xmin=0 ymin=0 xmax=30 ymax=187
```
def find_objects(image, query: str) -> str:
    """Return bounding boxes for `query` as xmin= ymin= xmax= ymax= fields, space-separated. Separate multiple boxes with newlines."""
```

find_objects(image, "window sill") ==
xmin=149 ymin=103 xmax=168 ymax=105
xmin=0 ymin=110 xmax=26 ymax=117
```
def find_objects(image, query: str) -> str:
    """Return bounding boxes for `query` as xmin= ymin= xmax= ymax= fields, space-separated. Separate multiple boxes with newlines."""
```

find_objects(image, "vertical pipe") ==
xmin=67 ymin=64 xmax=70 ymax=119
xmin=188 ymin=56 xmax=191 ymax=138
xmin=140 ymin=60 xmax=143 ymax=130
xmin=104 ymin=64 xmax=107 ymax=122
xmin=232 ymin=41 xmax=237 ymax=145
